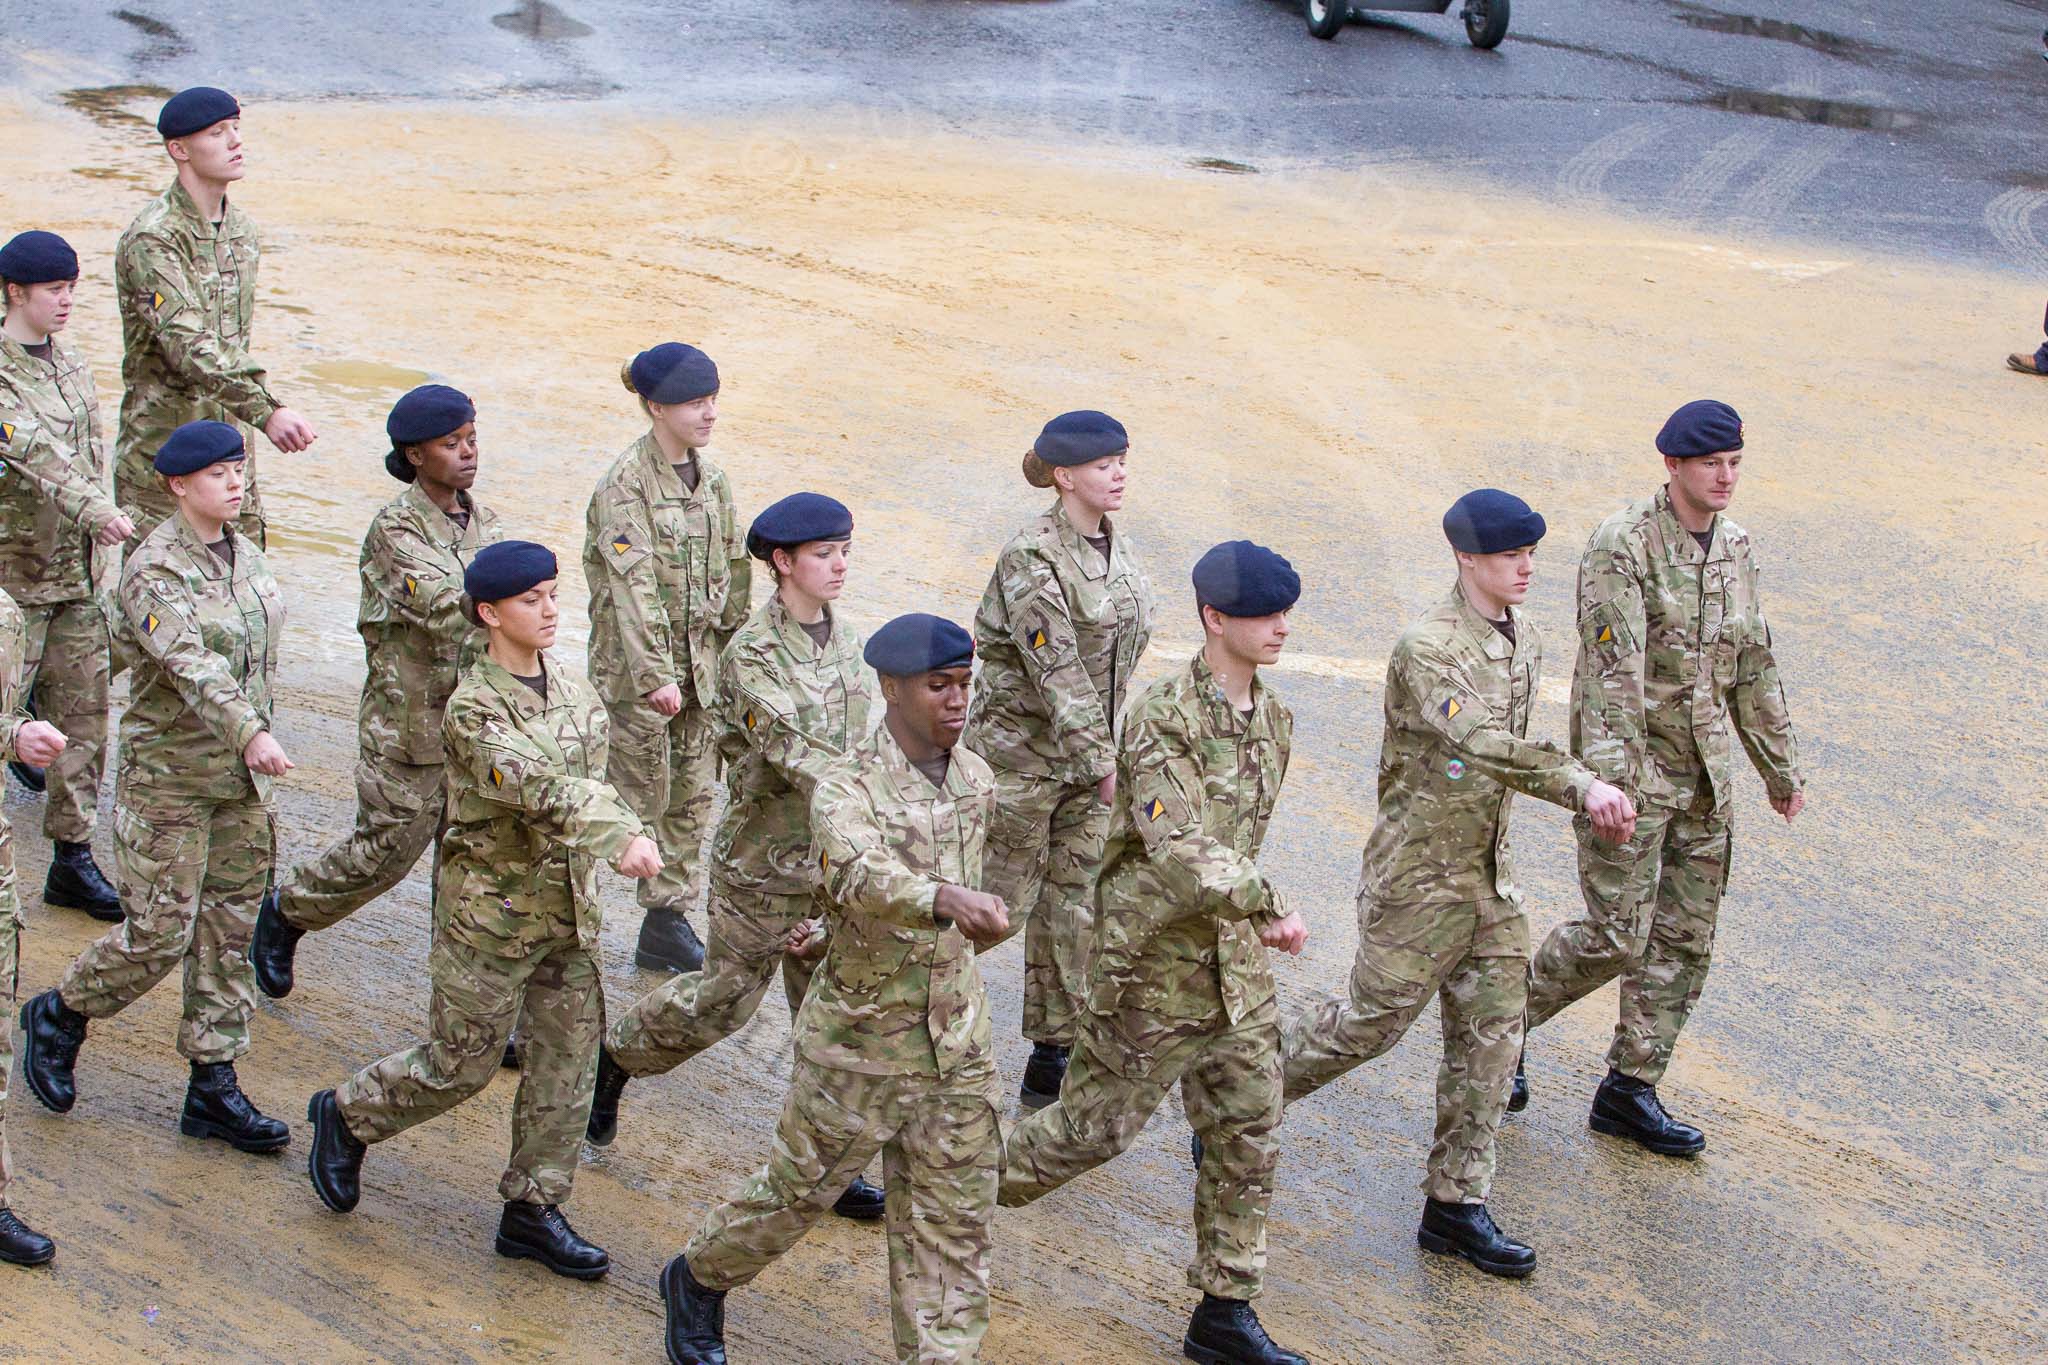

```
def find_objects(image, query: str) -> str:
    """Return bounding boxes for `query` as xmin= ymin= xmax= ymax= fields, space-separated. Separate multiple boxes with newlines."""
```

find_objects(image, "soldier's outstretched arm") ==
xmin=810 ymin=766 xmax=950 ymax=928
xmin=998 ymin=551 xmax=1117 ymax=780
xmin=1730 ymin=560 xmax=1803 ymax=801
xmin=0 ymin=399 xmax=124 ymax=534
xmin=723 ymin=655 xmax=855 ymax=796
xmin=0 ymin=601 xmax=28 ymax=755
xmin=117 ymin=232 xmax=280 ymax=431
xmin=124 ymin=564 xmax=268 ymax=756
xmin=1399 ymin=640 xmax=1596 ymax=812
xmin=370 ymin=517 xmax=478 ymax=641
xmin=1571 ymin=538 xmax=1650 ymax=789
xmin=588 ymin=485 xmax=675 ymax=698
xmin=444 ymin=693 xmax=644 ymax=862
xmin=716 ymin=477 xmax=752 ymax=637
xmin=1124 ymin=709 xmax=1282 ymax=924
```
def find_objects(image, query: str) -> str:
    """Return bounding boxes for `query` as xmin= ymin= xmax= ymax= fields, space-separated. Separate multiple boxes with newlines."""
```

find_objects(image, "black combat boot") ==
xmin=1508 ymin=1051 xmax=1529 ymax=1113
xmin=5 ymin=758 xmax=44 ymax=793
xmin=831 ymin=1173 xmax=885 ymax=1221
xmin=634 ymin=908 xmax=706 ymax=973
xmin=503 ymin=1034 xmax=521 ymax=1069
xmin=660 ymin=1253 xmax=728 ymax=1365
xmin=1018 ymin=1041 xmax=1069 ymax=1110
xmin=586 ymin=1046 xmax=630 ymax=1147
xmin=1182 ymin=1294 xmax=1309 ymax=1365
xmin=180 ymin=1062 xmax=290 ymax=1153
xmin=1418 ymin=1198 xmax=1537 ymax=1278
xmin=18 ymin=989 xmax=86 ymax=1113
xmin=1589 ymin=1069 xmax=1706 ymax=1156
xmin=43 ymin=841 xmax=121 ymax=921
xmin=1190 ymin=1133 xmax=1204 ymax=1173
xmin=0 ymin=1210 xmax=56 ymax=1266
xmin=306 ymin=1089 xmax=367 ymax=1212
xmin=251 ymin=886 xmax=305 ymax=999
xmin=496 ymin=1201 xmax=610 ymax=1280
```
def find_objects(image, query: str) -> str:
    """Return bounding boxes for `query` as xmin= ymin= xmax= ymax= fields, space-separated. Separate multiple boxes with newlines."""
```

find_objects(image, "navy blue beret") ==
xmin=1443 ymin=489 xmax=1547 ymax=555
xmin=464 ymin=540 xmax=557 ymax=602
xmin=629 ymin=343 xmax=719 ymax=405
xmin=0 ymin=231 xmax=79 ymax=285
xmin=1192 ymin=540 xmax=1300 ymax=617
xmin=1034 ymin=410 xmax=1129 ymax=467
xmin=1655 ymin=399 xmax=1744 ymax=458
xmin=158 ymin=87 xmax=240 ymax=140
xmin=153 ymin=419 xmax=245 ymax=475
xmin=865 ymin=613 xmax=975 ymax=677
xmin=746 ymin=492 xmax=853 ymax=561
xmin=384 ymin=384 xmax=476 ymax=482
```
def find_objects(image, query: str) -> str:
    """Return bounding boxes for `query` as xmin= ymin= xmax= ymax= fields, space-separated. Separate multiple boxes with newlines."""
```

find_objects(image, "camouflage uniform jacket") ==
xmin=805 ymin=725 xmax=997 ymax=1079
xmin=121 ymin=513 xmax=284 ymax=802
xmin=583 ymin=435 xmax=750 ymax=706
xmin=1087 ymin=652 xmax=1291 ymax=1072
xmin=965 ymin=499 xmax=1155 ymax=785
xmin=1363 ymin=584 xmax=1597 ymax=908
xmin=709 ymin=596 xmax=874 ymax=897
xmin=1572 ymin=487 xmax=1803 ymax=811
xmin=438 ymin=654 xmax=643 ymax=959
xmin=357 ymin=483 xmax=503 ymax=765
xmin=114 ymin=182 xmax=279 ymax=514
xmin=0 ymin=334 xmax=121 ymax=605
xmin=0 ymin=587 xmax=26 ymax=759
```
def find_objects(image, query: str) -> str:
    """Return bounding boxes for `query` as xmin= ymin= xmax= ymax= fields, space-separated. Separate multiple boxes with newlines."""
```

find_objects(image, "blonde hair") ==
xmin=1021 ymin=450 xmax=1057 ymax=489
xmin=621 ymin=359 xmax=653 ymax=417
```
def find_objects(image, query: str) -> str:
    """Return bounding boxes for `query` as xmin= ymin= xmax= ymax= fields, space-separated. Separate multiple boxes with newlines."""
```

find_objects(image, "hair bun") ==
xmin=1021 ymin=451 xmax=1056 ymax=488
xmin=619 ymin=359 xmax=640 ymax=394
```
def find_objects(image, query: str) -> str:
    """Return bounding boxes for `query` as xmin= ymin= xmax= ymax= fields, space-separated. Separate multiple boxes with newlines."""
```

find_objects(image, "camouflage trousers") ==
xmin=977 ymin=768 xmax=1107 ymax=1047
xmin=1527 ymin=802 xmax=1731 ymax=1085
xmin=1 ymin=815 xmax=19 ymax=1209
xmin=1000 ymin=1012 xmax=1282 ymax=1300
xmin=687 ymin=1059 xmax=1000 ymax=1364
xmin=337 ymin=930 xmax=602 ymax=1205
xmin=58 ymin=786 xmax=272 ymax=1064
xmin=606 ymin=881 xmax=823 ymax=1078
xmin=280 ymin=750 xmax=443 ymax=932
xmin=15 ymin=595 xmax=110 ymax=843
xmin=604 ymin=693 xmax=716 ymax=916
xmin=1283 ymin=894 xmax=1527 ymax=1204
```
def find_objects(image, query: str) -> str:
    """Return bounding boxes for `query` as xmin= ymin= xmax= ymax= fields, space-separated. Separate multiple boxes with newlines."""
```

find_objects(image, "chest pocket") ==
xmin=1508 ymin=657 xmax=1532 ymax=735
xmin=1196 ymin=737 xmax=1255 ymax=854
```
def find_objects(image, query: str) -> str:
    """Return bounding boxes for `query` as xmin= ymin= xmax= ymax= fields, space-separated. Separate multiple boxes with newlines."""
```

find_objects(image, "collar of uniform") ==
xmin=632 ymin=431 xmax=701 ymax=506
xmin=1188 ymin=648 xmax=1267 ymax=738
xmin=0 ymin=332 xmax=60 ymax=371
xmin=867 ymin=720 xmax=974 ymax=803
xmin=399 ymin=480 xmax=485 ymax=546
xmin=471 ymin=651 xmax=554 ymax=719
xmin=164 ymin=179 xmax=234 ymax=236
xmin=764 ymin=593 xmax=834 ymax=660
xmin=1655 ymin=485 xmax=1724 ymax=564
xmin=1048 ymin=497 xmax=1112 ymax=584
xmin=168 ymin=510 xmax=244 ymax=583
xmin=1448 ymin=581 xmax=1516 ymax=662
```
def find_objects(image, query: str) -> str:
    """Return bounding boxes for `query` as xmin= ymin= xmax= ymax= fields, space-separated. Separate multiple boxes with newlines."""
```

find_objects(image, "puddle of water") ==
xmin=71 ymin=165 xmax=154 ymax=186
xmin=1190 ymin=157 xmax=1260 ymax=174
xmin=492 ymin=0 xmax=595 ymax=40
xmin=1670 ymin=3 xmax=1883 ymax=61
xmin=56 ymin=83 xmax=173 ymax=129
xmin=113 ymin=8 xmax=192 ymax=58
xmin=1704 ymin=88 xmax=1919 ymax=132
xmin=301 ymin=359 xmax=433 ymax=398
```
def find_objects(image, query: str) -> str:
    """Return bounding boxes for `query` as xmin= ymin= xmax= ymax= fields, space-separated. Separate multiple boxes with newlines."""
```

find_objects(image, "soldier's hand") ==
xmin=935 ymin=884 xmax=1009 ymax=943
xmin=14 ymin=720 xmax=66 ymax=767
xmin=1584 ymin=780 xmax=1636 ymax=844
xmin=1770 ymin=790 xmax=1806 ymax=823
xmin=616 ymin=835 xmax=664 ymax=879
xmin=785 ymin=917 xmax=829 ymax=961
xmin=243 ymin=731 xmax=294 ymax=776
xmin=94 ymin=511 xmax=137 ymax=546
xmin=644 ymin=683 xmax=684 ymax=718
xmin=264 ymin=407 xmax=318 ymax=453
xmin=1095 ymin=771 xmax=1117 ymax=806
xmin=1258 ymin=911 xmax=1309 ymax=956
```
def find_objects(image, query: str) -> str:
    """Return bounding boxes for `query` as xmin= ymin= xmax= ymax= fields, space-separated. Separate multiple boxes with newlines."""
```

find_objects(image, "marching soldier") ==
xmin=304 ymin=541 xmax=662 ymax=1278
xmin=251 ymin=385 xmax=502 ymax=997
xmin=1001 ymin=541 xmax=1311 ymax=1365
xmin=584 ymin=343 xmax=750 ymax=974
xmin=588 ymin=492 xmax=886 ymax=1220
xmin=965 ymin=410 xmax=1154 ymax=1108
xmin=114 ymin=86 xmax=317 ymax=545
xmin=0 ymin=230 xmax=130 ymax=917
xmin=662 ymin=614 xmax=1007 ymax=1365
xmin=0 ymin=585 xmax=69 ymax=1265
xmin=1521 ymin=400 xmax=1805 ymax=1155
xmin=1281 ymin=491 xmax=1636 ymax=1278
xmin=18 ymin=420 xmax=292 ymax=1153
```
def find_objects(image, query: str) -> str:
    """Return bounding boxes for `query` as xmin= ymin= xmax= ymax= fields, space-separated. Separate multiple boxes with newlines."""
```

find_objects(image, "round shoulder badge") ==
xmin=1445 ymin=758 xmax=1467 ymax=781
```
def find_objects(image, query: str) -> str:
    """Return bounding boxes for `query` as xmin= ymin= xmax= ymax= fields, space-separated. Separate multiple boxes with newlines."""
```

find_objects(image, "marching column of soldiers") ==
xmin=0 ymin=86 xmax=1808 ymax=1365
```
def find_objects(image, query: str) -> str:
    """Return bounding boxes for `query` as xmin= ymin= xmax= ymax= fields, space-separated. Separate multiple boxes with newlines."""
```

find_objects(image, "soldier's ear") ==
xmin=878 ymin=675 xmax=901 ymax=706
xmin=163 ymin=136 xmax=189 ymax=164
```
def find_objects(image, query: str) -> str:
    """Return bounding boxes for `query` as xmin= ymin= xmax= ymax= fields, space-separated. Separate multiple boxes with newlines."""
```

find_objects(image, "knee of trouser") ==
xmin=430 ymin=1033 xmax=508 ymax=1100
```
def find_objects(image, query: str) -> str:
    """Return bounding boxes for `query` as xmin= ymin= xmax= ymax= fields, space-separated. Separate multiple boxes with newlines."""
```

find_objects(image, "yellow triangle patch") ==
xmin=152 ymin=290 xmax=165 ymax=310
xmin=144 ymin=611 xmax=161 ymax=635
xmin=1145 ymin=796 xmax=1166 ymax=821
xmin=489 ymin=766 xmax=505 ymax=788
xmin=1597 ymin=624 xmax=1612 ymax=644
xmin=0 ymin=421 xmax=12 ymax=445
xmin=743 ymin=708 xmax=756 ymax=730
xmin=1441 ymin=697 xmax=1461 ymax=721
xmin=819 ymin=849 xmax=829 ymax=872
xmin=1030 ymin=627 xmax=1048 ymax=650
xmin=403 ymin=574 xmax=419 ymax=597
xmin=611 ymin=535 xmax=631 ymax=554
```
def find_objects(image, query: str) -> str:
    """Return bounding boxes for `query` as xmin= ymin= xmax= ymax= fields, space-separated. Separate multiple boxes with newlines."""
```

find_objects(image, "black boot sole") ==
xmin=586 ymin=1108 xmax=619 ymax=1148
xmin=1017 ymin=1084 xmax=1059 ymax=1111
xmin=41 ymin=886 xmax=123 ymax=922
xmin=494 ymin=1234 xmax=610 ymax=1280
xmin=252 ymin=964 xmax=294 ymax=1000
xmin=307 ymin=1094 xmax=363 ymax=1213
xmin=633 ymin=947 xmax=703 ymax=973
xmin=0 ymin=1240 xmax=56 ymax=1268
xmin=180 ymin=1114 xmax=291 ymax=1154
xmin=1417 ymin=1226 xmax=1537 ymax=1278
xmin=1182 ymin=1338 xmax=1233 ymax=1365
xmin=7 ymin=762 xmax=45 ymax=794
xmin=1589 ymin=1113 xmax=1705 ymax=1156
xmin=17 ymin=1004 xmax=77 ymax=1115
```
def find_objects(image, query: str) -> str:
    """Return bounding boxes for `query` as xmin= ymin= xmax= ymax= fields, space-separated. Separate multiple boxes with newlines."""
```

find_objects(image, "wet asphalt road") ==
xmin=3 ymin=0 xmax=2047 ymax=270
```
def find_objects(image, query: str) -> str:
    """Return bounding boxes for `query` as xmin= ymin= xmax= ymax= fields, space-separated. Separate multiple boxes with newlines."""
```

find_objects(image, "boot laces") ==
xmin=202 ymin=1068 xmax=261 ymax=1124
